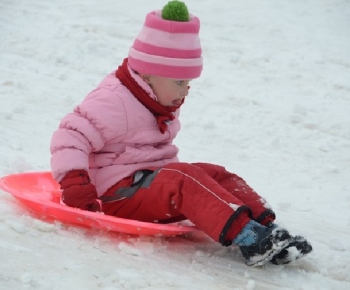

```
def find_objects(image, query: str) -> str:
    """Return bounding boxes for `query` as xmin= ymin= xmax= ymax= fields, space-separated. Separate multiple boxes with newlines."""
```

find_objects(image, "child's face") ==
xmin=143 ymin=75 xmax=191 ymax=107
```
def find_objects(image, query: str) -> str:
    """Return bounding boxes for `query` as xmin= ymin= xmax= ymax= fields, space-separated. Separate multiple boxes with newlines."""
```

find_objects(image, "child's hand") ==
xmin=59 ymin=170 xmax=101 ymax=212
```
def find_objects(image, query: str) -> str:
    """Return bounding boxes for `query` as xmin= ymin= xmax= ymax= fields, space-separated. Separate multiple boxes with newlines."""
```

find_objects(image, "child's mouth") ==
xmin=172 ymin=99 xmax=183 ymax=106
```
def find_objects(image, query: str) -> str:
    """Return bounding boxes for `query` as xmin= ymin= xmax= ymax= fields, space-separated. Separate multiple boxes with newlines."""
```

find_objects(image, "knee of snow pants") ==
xmin=192 ymin=162 xmax=276 ymax=225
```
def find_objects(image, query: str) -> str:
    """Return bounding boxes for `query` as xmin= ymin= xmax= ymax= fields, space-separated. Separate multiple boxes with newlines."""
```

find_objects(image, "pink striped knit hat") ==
xmin=128 ymin=1 xmax=203 ymax=79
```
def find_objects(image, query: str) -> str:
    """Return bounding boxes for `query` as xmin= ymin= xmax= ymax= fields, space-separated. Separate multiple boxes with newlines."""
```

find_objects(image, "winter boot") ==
xmin=264 ymin=222 xmax=313 ymax=265
xmin=233 ymin=220 xmax=291 ymax=267
xmin=270 ymin=235 xmax=312 ymax=265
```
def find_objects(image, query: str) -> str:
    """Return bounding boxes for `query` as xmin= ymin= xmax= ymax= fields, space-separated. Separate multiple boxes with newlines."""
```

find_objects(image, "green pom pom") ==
xmin=161 ymin=1 xmax=189 ymax=22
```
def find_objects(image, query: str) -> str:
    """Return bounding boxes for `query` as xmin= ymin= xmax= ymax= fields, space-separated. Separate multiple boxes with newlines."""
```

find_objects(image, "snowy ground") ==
xmin=1 ymin=0 xmax=350 ymax=289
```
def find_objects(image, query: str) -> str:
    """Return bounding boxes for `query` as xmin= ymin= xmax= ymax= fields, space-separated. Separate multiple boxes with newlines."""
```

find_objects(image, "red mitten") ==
xmin=59 ymin=170 xmax=101 ymax=212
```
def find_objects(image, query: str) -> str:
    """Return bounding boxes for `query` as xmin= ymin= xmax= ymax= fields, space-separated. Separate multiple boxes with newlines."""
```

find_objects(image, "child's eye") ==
xmin=176 ymin=81 xmax=184 ymax=85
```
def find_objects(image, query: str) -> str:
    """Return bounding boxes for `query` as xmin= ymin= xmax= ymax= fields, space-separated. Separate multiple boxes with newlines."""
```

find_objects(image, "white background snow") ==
xmin=1 ymin=0 xmax=350 ymax=289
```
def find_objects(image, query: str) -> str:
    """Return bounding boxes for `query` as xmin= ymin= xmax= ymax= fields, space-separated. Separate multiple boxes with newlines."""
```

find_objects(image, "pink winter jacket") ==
xmin=50 ymin=68 xmax=181 ymax=196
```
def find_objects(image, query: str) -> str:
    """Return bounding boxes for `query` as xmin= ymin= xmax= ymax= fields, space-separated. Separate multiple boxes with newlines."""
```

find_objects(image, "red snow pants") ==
xmin=100 ymin=162 xmax=275 ymax=246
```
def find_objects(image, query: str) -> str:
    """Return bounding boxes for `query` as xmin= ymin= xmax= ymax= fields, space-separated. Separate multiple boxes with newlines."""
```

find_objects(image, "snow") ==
xmin=1 ymin=0 xmax=350 ymax=289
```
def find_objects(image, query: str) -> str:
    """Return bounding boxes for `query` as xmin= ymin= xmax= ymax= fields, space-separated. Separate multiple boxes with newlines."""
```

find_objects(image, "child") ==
xmin=50 ymin=1 xmax=312 ymax=267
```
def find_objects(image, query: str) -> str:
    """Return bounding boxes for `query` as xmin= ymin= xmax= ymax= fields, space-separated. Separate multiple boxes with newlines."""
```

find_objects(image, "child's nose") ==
xmin=181 ymin=85 xmax=190 ymax=97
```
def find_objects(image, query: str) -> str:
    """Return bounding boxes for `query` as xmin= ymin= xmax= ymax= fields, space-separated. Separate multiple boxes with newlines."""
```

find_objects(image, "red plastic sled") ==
xmin=0 ymin=171 xmax=195 ymax=237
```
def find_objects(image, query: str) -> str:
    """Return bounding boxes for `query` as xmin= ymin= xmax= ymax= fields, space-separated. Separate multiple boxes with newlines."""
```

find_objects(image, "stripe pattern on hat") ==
xmin=128 ymin=10 xmax=203 ymax=79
